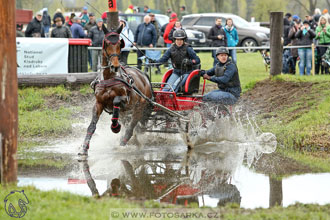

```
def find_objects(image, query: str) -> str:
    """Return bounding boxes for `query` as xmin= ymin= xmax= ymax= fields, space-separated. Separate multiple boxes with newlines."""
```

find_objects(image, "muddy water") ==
xmin=18 ymin=111 xmax=330 ymax=209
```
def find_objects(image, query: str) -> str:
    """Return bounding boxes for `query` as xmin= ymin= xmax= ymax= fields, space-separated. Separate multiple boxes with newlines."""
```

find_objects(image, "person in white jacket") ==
xmin=119 ymin=19 xmax=134 ymax=65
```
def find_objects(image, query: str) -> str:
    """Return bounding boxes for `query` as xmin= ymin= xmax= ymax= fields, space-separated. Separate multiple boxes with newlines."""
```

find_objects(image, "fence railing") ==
xmin=89 ymin=44 xmax=329 ymax=76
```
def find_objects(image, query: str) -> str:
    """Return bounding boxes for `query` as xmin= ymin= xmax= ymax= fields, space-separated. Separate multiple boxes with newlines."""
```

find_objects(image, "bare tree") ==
xmin=231 ymin=0 xmax=239 ymax=14
xmin=327 ymin=0 xmax=330 ymax=9
xmin=294 ymin=0 xmax=317 ymax=15
xmin=213 ymin=0 xmax=224 ymax=12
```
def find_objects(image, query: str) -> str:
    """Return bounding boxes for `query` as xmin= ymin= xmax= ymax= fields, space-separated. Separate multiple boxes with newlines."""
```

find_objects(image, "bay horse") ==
xmin=79 ymin=24 xmax=153 ymax=156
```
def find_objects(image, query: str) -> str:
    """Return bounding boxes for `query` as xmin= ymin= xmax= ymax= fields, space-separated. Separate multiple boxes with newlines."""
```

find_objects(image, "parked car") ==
xmin=119 ymin=13 xmax=206 ymax=47
xmin=181 ymin=13 xmax=270 ymax=52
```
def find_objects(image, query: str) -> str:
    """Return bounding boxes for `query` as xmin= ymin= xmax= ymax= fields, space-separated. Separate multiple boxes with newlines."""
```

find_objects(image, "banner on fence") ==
xmin=16 ymin=38 xmax=69 ymax=75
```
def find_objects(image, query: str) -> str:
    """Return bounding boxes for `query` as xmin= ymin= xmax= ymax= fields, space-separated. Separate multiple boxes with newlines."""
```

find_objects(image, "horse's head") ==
xmin=102 ymin=24 xmax=125 ymax=73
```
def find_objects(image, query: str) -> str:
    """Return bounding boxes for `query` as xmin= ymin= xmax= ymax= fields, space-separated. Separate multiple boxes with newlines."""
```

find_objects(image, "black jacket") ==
xmin=208 ymin=25 xmax=227 ymax=47
xmin=51 ymin=26 xmax=72 ymax=38
xmin=25 ymin=17 xmax=45 ymax=37
xmin=295 ymin=28 xmax=316 ymax=46
xmin=88 ymin=26 xmax=104 ymax=47
xmin=134 ymin=22 xmax=157 ymax=46
xmin=283 ymin=17 xmax=291 ymax=46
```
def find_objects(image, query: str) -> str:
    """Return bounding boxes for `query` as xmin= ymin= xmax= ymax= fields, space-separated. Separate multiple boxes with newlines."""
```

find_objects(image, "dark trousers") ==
xmin=292 ymin=56 xmax=298 ymax=74
xmin=120 ymin=51 xmax=130 ymax=65
xmin=315 ymin=45 xmax=329 ymax=74
xmin=137 ymin=49 xmax=145 ymax=70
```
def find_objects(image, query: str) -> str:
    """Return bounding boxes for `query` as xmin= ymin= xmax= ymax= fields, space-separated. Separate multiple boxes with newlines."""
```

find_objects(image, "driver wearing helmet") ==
xmin=200 ymin=47 xmax=241 ymax=105
xmin=154 ymin=29 xmax=200 ymax=93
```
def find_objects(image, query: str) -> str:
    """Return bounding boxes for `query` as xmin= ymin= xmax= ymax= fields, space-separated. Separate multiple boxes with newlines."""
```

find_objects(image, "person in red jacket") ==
xmin=163 ymin=12 xmax=178 ymax=69
xmin=164 ymin=13 xmax=178 ymax=47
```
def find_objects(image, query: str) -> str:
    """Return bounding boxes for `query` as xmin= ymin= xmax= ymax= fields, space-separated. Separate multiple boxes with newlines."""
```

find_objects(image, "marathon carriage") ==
xmin=79 ymin=20 xmax=231 ymax=156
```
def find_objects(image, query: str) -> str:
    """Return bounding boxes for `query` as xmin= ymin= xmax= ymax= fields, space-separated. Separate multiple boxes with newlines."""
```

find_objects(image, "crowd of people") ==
xmin=283 ymin=9 xmax=330 ymax=75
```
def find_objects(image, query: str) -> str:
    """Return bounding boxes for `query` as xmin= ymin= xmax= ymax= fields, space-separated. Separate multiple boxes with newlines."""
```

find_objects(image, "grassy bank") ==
xmin=0 ymin=185 xmax=329 ymax=220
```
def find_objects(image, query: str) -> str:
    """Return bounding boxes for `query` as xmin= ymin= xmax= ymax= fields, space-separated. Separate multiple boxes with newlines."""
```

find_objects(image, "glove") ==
xmin=182 ymin=58 xmax=193 ymax=67
xmin=199 ymin=70 xmax=206 ymax=77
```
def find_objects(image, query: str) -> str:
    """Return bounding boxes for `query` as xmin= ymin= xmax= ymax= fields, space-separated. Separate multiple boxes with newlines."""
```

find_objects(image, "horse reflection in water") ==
xmin=79 ymin=147 xmax=241 ymax=207
xmin=79 ymin=23 xmax=153 ymax=156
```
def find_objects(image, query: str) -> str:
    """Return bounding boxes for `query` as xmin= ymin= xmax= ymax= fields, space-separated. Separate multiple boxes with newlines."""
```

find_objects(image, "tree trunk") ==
xmin=213 ymin=0 xmax=224 ymax=12
xmin=246 ymin=0 xmax=253 ymax=20
xmin=231 ymin=0 xmax=239 ymax=14
xmin=0 ymin=0 xmax=17 ymax=184
xmin=270 ymin=12 xmax=283 ymax=76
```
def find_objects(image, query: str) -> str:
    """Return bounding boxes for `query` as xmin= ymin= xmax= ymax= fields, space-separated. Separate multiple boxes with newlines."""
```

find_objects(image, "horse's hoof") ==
xmin=120 ymin=138 xmax=128 ymax=146
xmin=111 ymin=123 xmax=121 ymax=133
xmin=78 ymin=148 xmax=88 ymax=157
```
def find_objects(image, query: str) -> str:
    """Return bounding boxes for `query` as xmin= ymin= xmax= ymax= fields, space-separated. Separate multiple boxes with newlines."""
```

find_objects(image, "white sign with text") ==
xmin=16 ymin=38 xmax=69 ymax=75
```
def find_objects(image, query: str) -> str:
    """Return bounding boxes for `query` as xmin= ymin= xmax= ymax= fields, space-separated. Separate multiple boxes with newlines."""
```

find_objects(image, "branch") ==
xmin=294 ymin=0 xmax=310 ymax=14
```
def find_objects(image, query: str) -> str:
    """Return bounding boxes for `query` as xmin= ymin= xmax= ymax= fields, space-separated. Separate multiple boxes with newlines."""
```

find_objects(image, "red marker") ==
xmin=108 ymin=0 xmax=117 ymax=12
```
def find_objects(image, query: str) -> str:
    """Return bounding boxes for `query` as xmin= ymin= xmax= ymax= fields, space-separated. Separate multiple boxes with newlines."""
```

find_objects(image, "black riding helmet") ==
xmin=216 ymin=47 xmax=229 ymax=56
xmin=173 ymin=29 xmax=187 ymax=40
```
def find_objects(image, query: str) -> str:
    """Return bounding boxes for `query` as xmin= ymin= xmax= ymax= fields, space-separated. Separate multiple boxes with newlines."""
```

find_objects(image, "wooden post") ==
xmin=0 ymin=0 xmax=18 ymax=184
xmin=312 ymin=43 xmax=315 ymax=76
xmin=270 ymin=12 xmax=283 ymax=76
xmin=107 ymin=0 xmax=119 ymax=30
xmin=269 ymin=177 xmax=283 ymax=207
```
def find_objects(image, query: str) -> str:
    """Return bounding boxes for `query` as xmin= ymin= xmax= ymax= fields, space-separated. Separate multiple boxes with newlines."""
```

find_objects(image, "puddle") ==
xmin=18 ymin=108 xmax=330 ymax=209
xmin=18 ymin=166 xmax=330 ymax=209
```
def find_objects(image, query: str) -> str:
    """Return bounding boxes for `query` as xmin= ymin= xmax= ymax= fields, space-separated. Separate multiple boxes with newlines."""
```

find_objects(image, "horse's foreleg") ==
xmin=120 ymin=104 xmax=145 ymax=146
xmin=79 ymin=103 xmax=103 ymax=156
xmin=111 ymin=96 xmax=122 ymax=133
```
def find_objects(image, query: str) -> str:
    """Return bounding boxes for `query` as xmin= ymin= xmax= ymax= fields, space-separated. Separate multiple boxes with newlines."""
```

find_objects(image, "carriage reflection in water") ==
xmin=79 ymin=146 xmax=241 ymax=207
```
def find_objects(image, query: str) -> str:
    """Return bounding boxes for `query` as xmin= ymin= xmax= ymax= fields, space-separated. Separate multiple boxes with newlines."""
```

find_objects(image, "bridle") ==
xmin=102 ymin=32 xmax=124 ymax=69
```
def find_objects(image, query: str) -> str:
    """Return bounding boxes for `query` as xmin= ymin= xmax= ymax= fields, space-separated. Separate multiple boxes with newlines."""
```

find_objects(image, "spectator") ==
xmin=224 ymin=18 xmax=239 ymax=64
xmin=295 ymin=20 xmax=315 ymax=75
xmin=169 ymin=21 xmax=184 ymax=43
xmin=179 ymin=6 xmax=188 ymax=20
xmin=200 ymin=47 xmax=241 ymax=105
xmin=25 ymin=11 xmax=45 ymax=37
xmin=166 ymin=8 xmax=172 ymax=17
xmin=125 ymin=4 xmax=134 ymax=14
xmin=149 ymin=13 xmax=160 ymax=43
xmin=80 ymin=6 xmax=89 ymax=27
xmin=154 ymin=29 xmax=200 ymax=93
xmin=71 ymin=17 xmax=86 ymax=38
xmin=144 ymin=5 xmax=150 ymax=13
xmin=322 ymin=9 xmax=330 ymax=23
xmin=119 ymin=19 xmax=134 ymax=65
xmin=288 ymin=18 xmax=301 ymax=74
xmin=66 ymin=13 xmax=76 ymax=28
xmin=88 ymin=18 xmax=105 ymax=72
xmin=164 ymin=13 xmax=178 ymax=47
xmin=53 ymin=9 xmax=65 ymax=27
xmin=16 ymin=24 xmax=24 ymax=37
xmin=306 ymin=15 xmax=317 ymax=30
xmin=101 ymin=11 xmax=107 ymax=23
xmin=133 ymin=15 xmax=157 ymax=70
xmin=42 ymin=8 xmax=51 ymax=37
xmin=84 ymin=13 xmax=96 ymax=68
xmin=315 ymin=16 xmax=330 ymax=74
xmin=51 ymin=16 xmax=72 ymax=38
xmin=283 ymin=13 xmax=292 ymax=46
xmin=84 ymin=13 xmax=96 ymax=34
xmin=208 ymin=18 xmax=227 ymax=66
